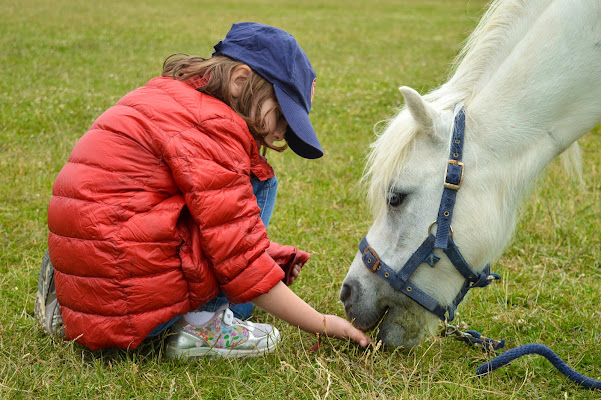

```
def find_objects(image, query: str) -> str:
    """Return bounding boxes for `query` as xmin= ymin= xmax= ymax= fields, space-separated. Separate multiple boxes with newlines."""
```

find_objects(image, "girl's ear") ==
xmin=230 ymin=65 xmax=252 ymax=98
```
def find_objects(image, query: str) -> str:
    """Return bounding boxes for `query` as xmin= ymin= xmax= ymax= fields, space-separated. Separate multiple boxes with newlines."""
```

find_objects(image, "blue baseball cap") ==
xmin=213 ymin=22 xmax=323 ymax=159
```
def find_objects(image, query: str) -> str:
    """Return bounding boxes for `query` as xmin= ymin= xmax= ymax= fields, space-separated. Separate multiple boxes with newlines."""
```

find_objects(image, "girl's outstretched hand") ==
xmin=252 ymin=281 xmax=372 ymax=348
xmin=323 ymin=314 xmax=372 ymax=347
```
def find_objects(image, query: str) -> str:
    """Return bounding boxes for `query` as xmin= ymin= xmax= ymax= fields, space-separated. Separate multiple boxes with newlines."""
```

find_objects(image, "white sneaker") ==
xmin=166 ymin=306 xmax=280 ymax=359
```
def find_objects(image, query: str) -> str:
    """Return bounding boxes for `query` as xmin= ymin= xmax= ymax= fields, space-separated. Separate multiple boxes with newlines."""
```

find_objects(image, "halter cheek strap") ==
xmin=435 ymin=107 xmax=465 ymax=249
xmin=359 ymin=106 xmax=501 ymax=322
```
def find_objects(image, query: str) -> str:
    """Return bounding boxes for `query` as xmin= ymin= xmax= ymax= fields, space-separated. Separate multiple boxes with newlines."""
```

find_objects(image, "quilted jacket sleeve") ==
xmin=162 ymin=114 xmax=284 ymax=304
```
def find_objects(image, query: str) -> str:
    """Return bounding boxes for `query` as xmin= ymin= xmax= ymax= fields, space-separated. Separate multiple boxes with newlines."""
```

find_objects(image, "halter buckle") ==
xmin=444 ymin=160 xmax=464 ymax=190
xmin=428 ymin=221 xmax=453 ymax=238
xmin=362 ymin=246 xmax=381 ymax=272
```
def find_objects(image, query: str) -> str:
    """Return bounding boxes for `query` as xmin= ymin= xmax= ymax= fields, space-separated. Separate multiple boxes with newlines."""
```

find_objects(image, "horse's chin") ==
xmin=369 ymin=301 xmax=439 ymax=349
xmin=375 ymin=310 xmax=427 ymax=349
xmin=341 ymin=277 xmax=439 ymax=348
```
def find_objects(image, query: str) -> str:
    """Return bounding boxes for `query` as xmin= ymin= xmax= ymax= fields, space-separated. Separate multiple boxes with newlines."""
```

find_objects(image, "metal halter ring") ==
xmin=428 ymin=221 xmax=453 ymax=238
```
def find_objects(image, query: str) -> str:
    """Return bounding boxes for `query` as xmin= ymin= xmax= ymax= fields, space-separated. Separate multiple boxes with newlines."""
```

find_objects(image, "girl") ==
xmin=35 ymin=22 xmax=371 ymax=358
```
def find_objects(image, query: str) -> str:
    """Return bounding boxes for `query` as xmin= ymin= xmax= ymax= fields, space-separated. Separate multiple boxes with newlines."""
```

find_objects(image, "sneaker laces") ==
xmin=222 ymin=308 xmax=257 ymax=332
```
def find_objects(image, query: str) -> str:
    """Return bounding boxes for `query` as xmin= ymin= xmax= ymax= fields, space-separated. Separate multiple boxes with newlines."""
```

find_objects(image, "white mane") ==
xmin=438 ymin=0 xmax=551 ymax=105
xmin=365 ymin=0 xmax=582 ymax=216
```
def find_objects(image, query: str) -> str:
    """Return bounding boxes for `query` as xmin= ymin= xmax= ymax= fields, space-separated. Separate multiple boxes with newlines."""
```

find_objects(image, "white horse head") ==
xmin=341 ymin=0 xmax=601 ymax=348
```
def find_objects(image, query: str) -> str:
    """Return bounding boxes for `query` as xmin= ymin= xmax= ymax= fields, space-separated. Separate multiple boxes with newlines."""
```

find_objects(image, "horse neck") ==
xmin=447 ymin=0 xmax=601 ymax=144
xmin=430 ymin=1 xmax=601 ymax=263
xmin=458 ymin=0 xmax=601 ymax=184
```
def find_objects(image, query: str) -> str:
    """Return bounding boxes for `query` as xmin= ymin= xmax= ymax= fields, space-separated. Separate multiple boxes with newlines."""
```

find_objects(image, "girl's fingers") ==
xmin=352 ymin=328 xmax=372 ymax=347
xmin=325 ymin=315 xmax=372 ymax=347
xmin=288 ymin=264 xmax=302 ymax=285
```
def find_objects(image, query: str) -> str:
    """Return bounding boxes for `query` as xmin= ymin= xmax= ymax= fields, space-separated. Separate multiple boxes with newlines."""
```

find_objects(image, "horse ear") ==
xmin=399 ymin=86 xmax=435 ymax=133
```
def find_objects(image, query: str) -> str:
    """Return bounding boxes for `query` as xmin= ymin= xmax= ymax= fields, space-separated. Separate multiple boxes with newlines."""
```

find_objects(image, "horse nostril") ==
xmin=340 ymin=282 xmax=352 ymax=303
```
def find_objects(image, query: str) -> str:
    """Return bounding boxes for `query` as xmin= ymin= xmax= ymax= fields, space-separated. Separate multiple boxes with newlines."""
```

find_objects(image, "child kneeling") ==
xmin=35 ymin=22 xmax=370 ymax=358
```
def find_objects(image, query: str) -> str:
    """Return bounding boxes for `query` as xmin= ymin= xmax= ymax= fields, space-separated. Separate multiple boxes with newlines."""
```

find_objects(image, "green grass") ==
xmin=1 ymin=0 xmax=600 ymax=398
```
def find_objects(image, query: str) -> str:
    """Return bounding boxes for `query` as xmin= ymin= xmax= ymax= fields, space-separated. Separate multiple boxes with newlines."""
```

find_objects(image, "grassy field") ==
xmin=1 ymin=0 xmax=600 ymax=398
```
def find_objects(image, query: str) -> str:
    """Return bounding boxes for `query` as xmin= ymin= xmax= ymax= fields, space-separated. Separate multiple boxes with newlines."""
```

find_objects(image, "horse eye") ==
xmin=388 ymin=192 xmax=406 ymax=207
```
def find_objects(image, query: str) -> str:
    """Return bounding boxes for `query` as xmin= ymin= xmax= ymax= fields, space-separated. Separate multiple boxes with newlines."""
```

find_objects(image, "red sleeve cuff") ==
xmin=220 ymin=252 xmax=285 ymax=304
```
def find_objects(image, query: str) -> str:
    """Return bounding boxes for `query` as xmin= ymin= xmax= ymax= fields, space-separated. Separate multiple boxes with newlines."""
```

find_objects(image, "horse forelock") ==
xmin=364 ymin=109 xmax=420 ymax=216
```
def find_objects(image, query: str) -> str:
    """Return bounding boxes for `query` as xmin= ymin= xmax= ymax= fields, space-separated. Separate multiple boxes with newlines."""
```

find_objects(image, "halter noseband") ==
xmin=359 ymin=106 xmax=501 ymax=322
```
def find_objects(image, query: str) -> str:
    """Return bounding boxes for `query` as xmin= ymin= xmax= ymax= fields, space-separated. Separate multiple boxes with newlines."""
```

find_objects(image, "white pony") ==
xmin=340 ymin=0 xmax=601 ymax=348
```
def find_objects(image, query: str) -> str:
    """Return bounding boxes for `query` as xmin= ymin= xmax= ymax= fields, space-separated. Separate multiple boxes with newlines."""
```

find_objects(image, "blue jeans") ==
xmin=148 ymin=175 xmax=278 ymax=337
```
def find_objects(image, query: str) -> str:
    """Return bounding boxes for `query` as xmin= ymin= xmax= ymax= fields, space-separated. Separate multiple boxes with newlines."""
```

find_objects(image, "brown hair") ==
xmin=162 ymin=53 xmax=287 ymax=153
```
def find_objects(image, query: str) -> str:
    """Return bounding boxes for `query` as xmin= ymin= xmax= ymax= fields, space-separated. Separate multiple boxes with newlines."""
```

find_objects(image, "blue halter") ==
xmin=359 ymin=107 xmax=501 ymax=321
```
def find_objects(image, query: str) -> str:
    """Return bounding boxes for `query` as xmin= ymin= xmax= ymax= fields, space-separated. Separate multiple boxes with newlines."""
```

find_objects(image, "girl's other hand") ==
xmin=287 ymin=264 xmax=302 ymax=285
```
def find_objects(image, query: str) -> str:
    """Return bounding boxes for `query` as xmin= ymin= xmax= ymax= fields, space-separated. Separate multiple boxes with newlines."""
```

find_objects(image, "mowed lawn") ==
xmin=1 ymin=0 xmax=599 ymax=398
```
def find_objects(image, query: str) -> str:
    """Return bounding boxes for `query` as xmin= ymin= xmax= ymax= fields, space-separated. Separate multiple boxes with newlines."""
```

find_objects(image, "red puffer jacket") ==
xmin=47 ymin=76 xmax=292 ymax=350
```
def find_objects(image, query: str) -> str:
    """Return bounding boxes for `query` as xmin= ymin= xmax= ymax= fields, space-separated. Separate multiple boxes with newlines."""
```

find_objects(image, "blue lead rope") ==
xmin=476 ymin=343 xmax=601 ymax=390
xmin=447 ymin=327 xmax=601 ymax=390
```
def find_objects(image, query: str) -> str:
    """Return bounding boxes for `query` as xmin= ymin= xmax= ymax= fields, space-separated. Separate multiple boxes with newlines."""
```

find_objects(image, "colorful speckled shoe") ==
xmin=166 ymin=306 xmax=280 ymax=359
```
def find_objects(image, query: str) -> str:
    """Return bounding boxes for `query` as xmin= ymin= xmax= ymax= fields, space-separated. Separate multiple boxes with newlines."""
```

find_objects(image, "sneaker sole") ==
xmin=34 ymin=249 xmax=56 ymax=335
xmin=166 ymin=332 xmax=280 ymax=359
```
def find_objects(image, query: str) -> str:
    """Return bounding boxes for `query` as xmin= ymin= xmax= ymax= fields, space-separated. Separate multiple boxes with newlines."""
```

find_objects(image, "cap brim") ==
xmin=274 ymin=85 xmax=323 ymax=159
